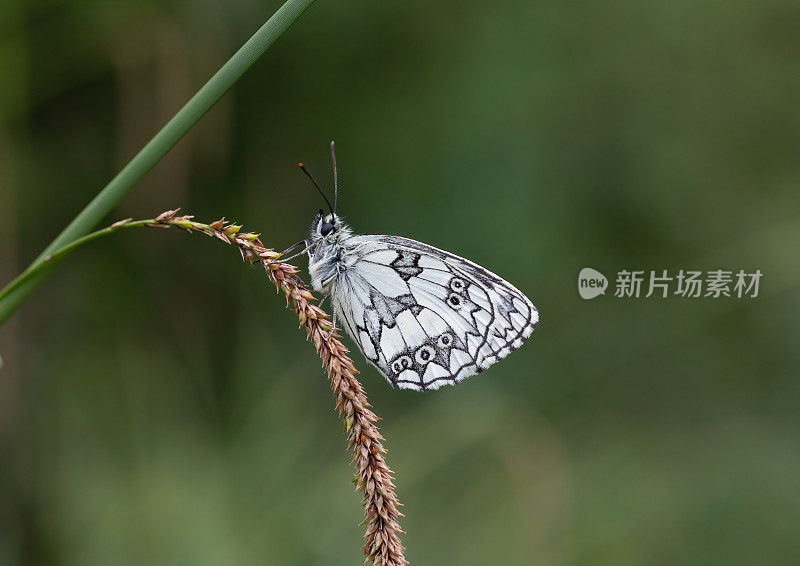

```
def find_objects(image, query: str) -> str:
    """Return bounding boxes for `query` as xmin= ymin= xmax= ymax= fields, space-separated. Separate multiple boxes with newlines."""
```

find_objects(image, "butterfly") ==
xmin=285 ymin=142 xmax=538 ymax=391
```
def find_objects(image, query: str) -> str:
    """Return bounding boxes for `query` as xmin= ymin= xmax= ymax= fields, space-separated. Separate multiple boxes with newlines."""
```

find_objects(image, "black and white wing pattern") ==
xmin=330 ymin=235 xmax=538 ymax=391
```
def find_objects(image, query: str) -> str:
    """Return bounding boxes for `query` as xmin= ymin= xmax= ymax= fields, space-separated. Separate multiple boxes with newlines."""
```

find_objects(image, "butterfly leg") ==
xmin=277 ymin=238 xmax=307 ymax=257
xmin=323 ymin=308 xmax=337 ymax=341
xmin=316 ymin=292 xmax=336 ymax=340
xmin=267 ymin=240 xmax=312 ymax=265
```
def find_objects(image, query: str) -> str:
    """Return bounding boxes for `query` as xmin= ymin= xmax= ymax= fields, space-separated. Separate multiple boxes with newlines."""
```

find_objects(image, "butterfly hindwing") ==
xmin=330 ymin=235 xmax=538 ymax=390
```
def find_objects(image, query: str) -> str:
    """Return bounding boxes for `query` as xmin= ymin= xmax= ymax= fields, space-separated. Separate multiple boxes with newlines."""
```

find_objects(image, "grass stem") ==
xmin=3 ymin=209 xmax=408 ymax=565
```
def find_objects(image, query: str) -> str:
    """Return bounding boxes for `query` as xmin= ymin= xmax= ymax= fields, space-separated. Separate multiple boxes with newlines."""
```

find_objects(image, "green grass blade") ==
xmin=0 ymin=0 xmax=317 ymax=326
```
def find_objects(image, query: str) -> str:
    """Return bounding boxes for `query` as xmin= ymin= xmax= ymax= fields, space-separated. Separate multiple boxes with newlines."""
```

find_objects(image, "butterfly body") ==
xmin=307 ymin=212 xmax=538 ymax=391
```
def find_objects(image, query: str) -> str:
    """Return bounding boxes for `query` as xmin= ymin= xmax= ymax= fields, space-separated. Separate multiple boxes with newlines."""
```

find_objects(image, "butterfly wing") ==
xmin=330 ymin=235 xmax=538 ymax=390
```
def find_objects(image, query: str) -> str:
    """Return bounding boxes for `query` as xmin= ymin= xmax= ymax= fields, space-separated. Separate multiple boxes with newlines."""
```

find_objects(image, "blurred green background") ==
xmin=1 ymin=1 xmax=799 ymax=564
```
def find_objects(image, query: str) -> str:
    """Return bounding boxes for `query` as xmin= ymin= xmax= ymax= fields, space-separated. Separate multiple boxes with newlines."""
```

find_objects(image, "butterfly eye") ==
xmin=450 ymin=277 xmax=467 ymax=292
xmin=414 ymin=345 xmax=435 ymax=364
xmin=392 ymin=355 xmax=412 ymax=374
xmin=437 ymin=333 xmax=453 ymax=348
xmin=320 ymin=222 xmax=335 ymax=236
xmin=447 ymin=293 xmax=462 ymax=308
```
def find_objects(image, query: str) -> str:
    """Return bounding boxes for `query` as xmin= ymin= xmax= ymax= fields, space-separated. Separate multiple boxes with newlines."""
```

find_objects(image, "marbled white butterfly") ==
xmin=286 ymin=142 xmax=538 ymax=391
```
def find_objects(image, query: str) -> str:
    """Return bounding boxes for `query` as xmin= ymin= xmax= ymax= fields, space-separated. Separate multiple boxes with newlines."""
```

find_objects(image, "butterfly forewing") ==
xmin=330 ymin=235 xmax=538 ymax=391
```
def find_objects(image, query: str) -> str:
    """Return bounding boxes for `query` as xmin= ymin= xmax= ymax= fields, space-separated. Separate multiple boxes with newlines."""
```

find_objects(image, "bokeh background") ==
xmin=2 ymin=1 xmax=799 ymax=564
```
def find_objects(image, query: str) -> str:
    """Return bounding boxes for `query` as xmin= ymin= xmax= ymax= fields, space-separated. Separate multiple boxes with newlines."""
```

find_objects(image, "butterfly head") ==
xmin=310 ymin=210 xmax=351 ymax=243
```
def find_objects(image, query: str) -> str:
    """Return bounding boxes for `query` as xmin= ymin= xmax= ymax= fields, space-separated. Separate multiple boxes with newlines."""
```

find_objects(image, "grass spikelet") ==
xmin=155 ymin=212 xmax=409 ymax=565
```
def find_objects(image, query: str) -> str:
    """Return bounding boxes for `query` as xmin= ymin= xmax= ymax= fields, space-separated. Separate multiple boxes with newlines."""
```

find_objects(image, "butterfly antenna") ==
xmin=298 ymin=162 xmax=334 ymax=215
xmin=330 ymin=140 xmax=339 ymax=213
